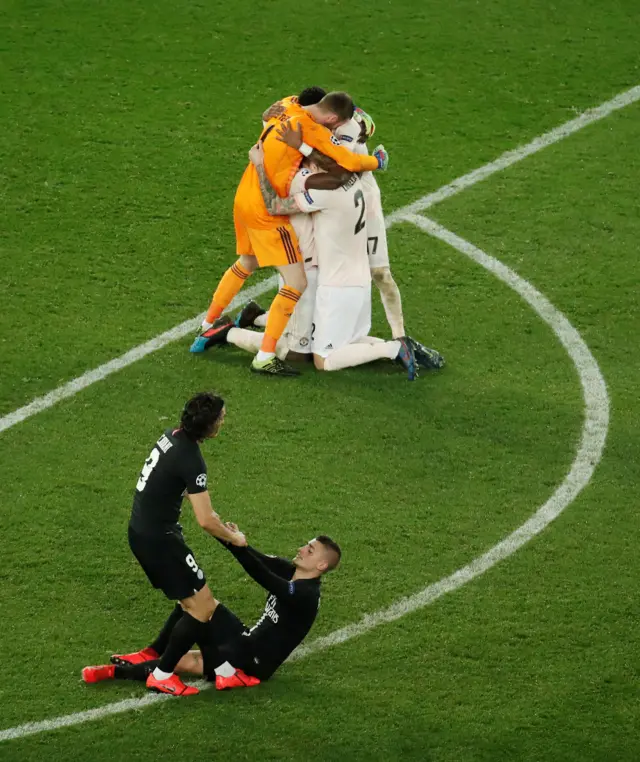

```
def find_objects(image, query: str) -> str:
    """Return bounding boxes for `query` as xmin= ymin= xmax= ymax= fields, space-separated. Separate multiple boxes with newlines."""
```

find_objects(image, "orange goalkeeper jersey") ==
xmin=235 ymin=97 xmax=379 ymax=230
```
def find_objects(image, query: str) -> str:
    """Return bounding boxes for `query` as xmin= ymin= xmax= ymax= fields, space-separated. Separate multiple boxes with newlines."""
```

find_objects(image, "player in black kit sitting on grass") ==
xmin=82 ymin=534 xmax=341 ymax=690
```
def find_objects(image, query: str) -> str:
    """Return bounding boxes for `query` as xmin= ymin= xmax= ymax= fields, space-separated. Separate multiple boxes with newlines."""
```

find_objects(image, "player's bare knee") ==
xmin=238 ymin=255 xmax=258 ymax=273
xmin=277 ymin=263 xmax=307 ymax=293
xmin=313 ymin=354 xmax=326 ymax=371
xmin=176 ymin=650 xmax=204 ymax=676
xmin=182 ymin=585 xmax=217 ymax=622
xmin=287 ymin=271 xmax=307 ymax=293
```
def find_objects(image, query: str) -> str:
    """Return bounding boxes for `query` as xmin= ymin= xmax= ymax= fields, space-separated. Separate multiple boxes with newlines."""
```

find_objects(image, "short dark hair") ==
xmin=180 ymin=392 xmax=224 ymax=440
xmin=308 ymin=149 xmax=341 ymax=174
xmin=298 ymin=86 xmax=326 ymax=106
xmin=316 ymin=535 xmax=341 ymax=572
xmin=318 ymin=91 xmax=355 ymax=121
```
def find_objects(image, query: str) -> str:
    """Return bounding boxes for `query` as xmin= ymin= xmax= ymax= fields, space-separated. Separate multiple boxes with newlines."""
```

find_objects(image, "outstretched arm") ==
xmin=227 ymin=544 xmax=294 ymax=598
xmin=277 ymin=120 xmax=383 ymax=172
xmin=218 ymin=524 xmax=296 ymax=583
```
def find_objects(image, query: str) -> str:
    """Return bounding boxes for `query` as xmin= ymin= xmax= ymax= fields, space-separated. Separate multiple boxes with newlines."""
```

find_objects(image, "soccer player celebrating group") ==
xmin=191 ymin=87 xmax=445 ymax=379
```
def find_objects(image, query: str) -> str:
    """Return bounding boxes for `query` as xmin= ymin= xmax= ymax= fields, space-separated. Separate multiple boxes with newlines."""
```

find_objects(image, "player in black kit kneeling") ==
xmin=83 ymin=534 xmax=341 ymax=690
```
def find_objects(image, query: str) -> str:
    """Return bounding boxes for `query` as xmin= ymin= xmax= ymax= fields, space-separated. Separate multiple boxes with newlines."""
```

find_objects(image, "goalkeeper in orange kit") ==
xmin=190 ymin=90 xmax=390 ymax=376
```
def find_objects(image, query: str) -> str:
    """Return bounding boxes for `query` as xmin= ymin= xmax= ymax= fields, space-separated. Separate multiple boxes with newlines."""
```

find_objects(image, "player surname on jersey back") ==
xmin=341 ymin=174 xmax=358 ymax=191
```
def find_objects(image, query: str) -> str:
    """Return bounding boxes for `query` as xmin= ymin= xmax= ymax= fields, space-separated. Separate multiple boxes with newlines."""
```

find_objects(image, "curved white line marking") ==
xmin=293 ymin=213 xmax=609 ymax=660
xmin=0 ymin=215 xmax=610 ymax=743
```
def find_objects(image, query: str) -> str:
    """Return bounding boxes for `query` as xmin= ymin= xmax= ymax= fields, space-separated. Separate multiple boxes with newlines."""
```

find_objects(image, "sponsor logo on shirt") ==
xmin=248 ymin=595 xmax=280 ymax=633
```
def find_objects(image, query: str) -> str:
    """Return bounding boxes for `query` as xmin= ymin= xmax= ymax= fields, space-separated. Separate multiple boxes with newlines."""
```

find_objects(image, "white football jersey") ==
xmin=335 ymin=118 xmax=388 ymax=268
xmin=289 ymin=169 xmax=317 ymax=270
xmin=294 ymin=174 xmax=371 ymax=288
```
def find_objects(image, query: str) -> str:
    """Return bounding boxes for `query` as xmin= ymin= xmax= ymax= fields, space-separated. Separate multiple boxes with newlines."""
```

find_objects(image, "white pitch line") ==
xmin=385 ymin=84 xmax=640 ymax=223
xmin=291 ymin=212 xmax=609 ymax=661
xmin=0 ymin=85 xmax=636 ymax=436
xmin=0 ymin=83 xmax=626 ymax=742
xmin=0 ymin=276 xmax=278 ymax=434
xmin=0 ymin=212 xmax=610 ymax=743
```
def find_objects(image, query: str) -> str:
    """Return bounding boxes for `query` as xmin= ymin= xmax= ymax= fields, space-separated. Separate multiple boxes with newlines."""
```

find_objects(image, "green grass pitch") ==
xmin=1 ymin=0 xmax=639 ymax=759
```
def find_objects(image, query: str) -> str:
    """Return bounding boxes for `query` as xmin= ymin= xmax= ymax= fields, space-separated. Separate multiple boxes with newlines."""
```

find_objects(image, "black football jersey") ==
xmin=226 ymin=546 xmax=321 ymax=679
xmin=129 ymin=428 xmax=207 ymax=534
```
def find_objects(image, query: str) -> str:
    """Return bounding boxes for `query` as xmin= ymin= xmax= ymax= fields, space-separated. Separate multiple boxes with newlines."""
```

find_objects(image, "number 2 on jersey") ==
xmin=354 ymin=189 xmax=366 ymax=235
xmin=136 ymin=448 xmax=160 ymax=492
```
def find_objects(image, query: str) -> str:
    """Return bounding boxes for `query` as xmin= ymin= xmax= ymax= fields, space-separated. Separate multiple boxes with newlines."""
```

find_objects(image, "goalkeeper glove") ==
xmin=373 ymin=144 xmax=389 ymax=171
xmin=354 ymin=106 xmax=376 ymax=142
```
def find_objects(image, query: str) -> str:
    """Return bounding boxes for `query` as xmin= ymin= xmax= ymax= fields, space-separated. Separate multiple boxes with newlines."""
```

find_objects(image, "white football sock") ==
xmin=372 ymin=266 xmax=405 ymax=339
xmin=201 ymin=320 xmax=213 ymax=331
xmin=256 ymin=350 xmax=276 ymax=362
xmin=228 ymin=328 xmax=289 ymax=360
xmin=322 ymin=340 xmax=401 ymax=371
xmin=253 ymin=313 xmax=268 ymax=327
xmin=228 ymin=327 xmax=262 ymax=354
xmin=152 ymin=667 xmax=173 ymax=681
xmin=214 ymin=661 xmax=236 ymax=678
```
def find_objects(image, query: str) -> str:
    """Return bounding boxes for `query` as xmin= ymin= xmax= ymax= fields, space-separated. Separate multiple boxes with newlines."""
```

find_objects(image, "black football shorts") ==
xmin=128 ymin=525 xmax=207 ymax=601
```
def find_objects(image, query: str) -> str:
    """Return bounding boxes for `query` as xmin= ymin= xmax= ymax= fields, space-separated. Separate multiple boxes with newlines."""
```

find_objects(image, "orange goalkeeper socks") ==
xmin=260 ymin=286 xmax=301 ymax=354
xmin=205 ymin=262 xmax=252 ymax=324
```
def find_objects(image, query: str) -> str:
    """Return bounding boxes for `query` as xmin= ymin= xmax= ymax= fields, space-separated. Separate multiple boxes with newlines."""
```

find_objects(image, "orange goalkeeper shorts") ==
xmin=234 ymin=210 xmax=302 ymax=268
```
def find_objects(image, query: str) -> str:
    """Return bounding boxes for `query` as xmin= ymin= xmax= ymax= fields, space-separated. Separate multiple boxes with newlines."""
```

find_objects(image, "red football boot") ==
xmin=110 ymin=647 xmax=159 ymax=666
xmin=215 ymin=669 xmax=261 ymax=690
xmin=82 ymin=664 xmax=116 ymax=683
xmin=146 ymin=672 xmax=199 ymax=696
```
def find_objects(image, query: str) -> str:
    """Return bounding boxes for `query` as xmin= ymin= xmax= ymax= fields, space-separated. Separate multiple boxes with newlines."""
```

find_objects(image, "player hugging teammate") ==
xmin=190 ymin=87 xmax=445 ymax=379
xmin=82 ymin=86 xmax=442 ymax=699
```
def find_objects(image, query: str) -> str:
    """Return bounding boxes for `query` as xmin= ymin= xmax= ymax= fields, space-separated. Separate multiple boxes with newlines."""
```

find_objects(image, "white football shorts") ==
xmin=312 ymin=284 xmax=372 ymax=358
xmin=282 ymin=267 xmax=318 ymax=354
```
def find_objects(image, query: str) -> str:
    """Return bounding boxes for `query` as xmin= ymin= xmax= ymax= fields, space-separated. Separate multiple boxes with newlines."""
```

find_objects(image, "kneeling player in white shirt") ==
xmin=248 ymin=142 xmax=418 ymax=379
xmin=259 ymin=89 xmax=407 ymax=339
xmin=333 ymin=110 xmax=407 ymax=341
xmin=276 ymin=109 xmax=445 ymax=371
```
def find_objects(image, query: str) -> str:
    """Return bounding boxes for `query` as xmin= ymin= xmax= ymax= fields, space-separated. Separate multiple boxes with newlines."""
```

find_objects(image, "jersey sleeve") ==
xmin=215 ymin=541 xmax=295 ymax=578
xmin=293 ymin=186 xmax=338 ymax=214
xmin=183 ymin=450 xmax=208 ymax=495
xmin=301 ymin=118 xmax=378 ymax=172
xmin=227 ymin=545 xmax=300 ymax=600
xmin=248 ymin=548 xmax=296 ymax=579
xmin=334 ymin=117 xmax=361 ymax=144
xmin=289 ymin=168 xmax=311 ymax=196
